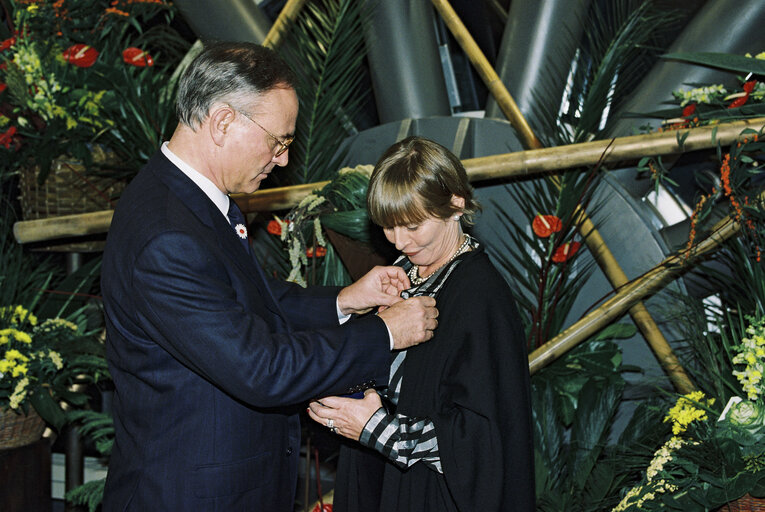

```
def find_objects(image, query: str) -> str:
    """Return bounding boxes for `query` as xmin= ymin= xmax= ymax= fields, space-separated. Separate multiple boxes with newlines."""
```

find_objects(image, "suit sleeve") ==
xmin=264 ymin=277 xmax=344 ymax=330
xmin=130 ymin=230 xmax=389 ymax=408
xmin=432 ymin=269 xmax=535 ymax=511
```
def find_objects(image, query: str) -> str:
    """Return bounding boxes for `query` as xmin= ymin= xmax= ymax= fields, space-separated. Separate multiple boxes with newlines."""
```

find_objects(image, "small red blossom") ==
xmin=0 ymin=83 xmax=6 ymax=93
xmin=266 ymin=220 xmax=282 ymax=236
xmin=306 ymin=246 xmax=327 ymax=258
xmin=682 ymin=103 xmax=696 ymax=117
xmin=0 ymin=37 xmax=15 ymax=52
xmin=551 ymin=241 xmax=580 ymax=263
xmin=532 ymin=214 xmax=563 ymax=238
xmin=62 ymin=44 xmax=99 ymax=68
xmin=0 ymin=126 xmax=18 ymax=149
xmin=122 ymin=47 xmax=153 ymax=67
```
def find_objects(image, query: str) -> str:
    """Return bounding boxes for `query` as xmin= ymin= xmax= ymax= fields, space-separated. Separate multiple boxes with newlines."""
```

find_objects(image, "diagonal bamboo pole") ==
xmin=430 ymin=0 xmax=542 ymax=150
xmin=13 ymin=119 xmax=764 ymax=244
xmin=262 ymin=0 xmax=308 ymax=49
xmin=528 ymin=207 xmax=750 ymax=374
xmin=431 ymin=0 xmax=696 ymax=391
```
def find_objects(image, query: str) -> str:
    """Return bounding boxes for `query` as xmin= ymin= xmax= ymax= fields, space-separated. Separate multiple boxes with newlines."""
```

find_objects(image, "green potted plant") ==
xmin=0 ymin=0 xmax=190 ymax=218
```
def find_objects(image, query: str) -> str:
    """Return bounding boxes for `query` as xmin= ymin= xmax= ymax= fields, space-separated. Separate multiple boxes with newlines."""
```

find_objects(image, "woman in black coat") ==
xmin=308 ymin=136 xmax=535 ymax=511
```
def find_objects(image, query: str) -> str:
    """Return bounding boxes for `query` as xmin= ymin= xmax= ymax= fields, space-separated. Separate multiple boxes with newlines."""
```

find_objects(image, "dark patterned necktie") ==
xmin=227 ymin=199 xmax=250 ymax=252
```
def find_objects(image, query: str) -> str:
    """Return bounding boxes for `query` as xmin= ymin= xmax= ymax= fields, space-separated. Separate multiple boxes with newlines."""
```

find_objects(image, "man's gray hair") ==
xmin=176 ymin=42 xmax=297 ymax=129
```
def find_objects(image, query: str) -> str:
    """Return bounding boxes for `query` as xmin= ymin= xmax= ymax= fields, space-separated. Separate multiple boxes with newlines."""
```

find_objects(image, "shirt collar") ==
xmin=161 ymin=141 xmax=230 ymax=218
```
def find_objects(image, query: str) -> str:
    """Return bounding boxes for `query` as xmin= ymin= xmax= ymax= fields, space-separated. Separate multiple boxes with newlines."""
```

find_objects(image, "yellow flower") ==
xmin=4 ymin=349 xmax=30 ymax=363
xmin=48 ymin=350 xmax=63 ymax=370
xmin=11 ymin=363 xmax=28 ymax=377
xmin=12 ymin=329 xmax=32 ymax=344
xmin=664 ymin=391 xmax=713 ymax=435
xmin=9 ymin=377 xmax=29 ymax=409
xmin=0 ymin=359 xmax=15 ymax=373
xmin=26 ymin=4 xmax=38 ymax=13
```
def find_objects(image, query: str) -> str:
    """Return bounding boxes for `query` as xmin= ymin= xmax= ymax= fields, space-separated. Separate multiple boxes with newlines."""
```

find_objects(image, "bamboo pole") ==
xmin=463 ymin=118 xmax=765 ymax=181
xmin=13 ymin=119 xmax=765 ymax=244
xmin=12 ymin=210 xmax=114 ymax=245
xmin=430 ymin=0 xmax=542 ymax=150
xmin=529 ymin=211 xmax=745 ymax=374
xmin=432 ymin=0 xmax=695 ymax=391
xmin=261 ymin=0 xmax=308 ymax=49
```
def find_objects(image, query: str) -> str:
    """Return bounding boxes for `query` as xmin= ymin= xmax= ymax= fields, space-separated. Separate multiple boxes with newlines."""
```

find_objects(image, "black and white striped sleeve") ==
xmin=359 ymin=407 xmax=442 ymax=473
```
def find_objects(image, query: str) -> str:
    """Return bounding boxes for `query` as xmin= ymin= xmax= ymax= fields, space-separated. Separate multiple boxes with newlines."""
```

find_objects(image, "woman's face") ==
xmin=383 ymin=214 xmax=462 ymax=273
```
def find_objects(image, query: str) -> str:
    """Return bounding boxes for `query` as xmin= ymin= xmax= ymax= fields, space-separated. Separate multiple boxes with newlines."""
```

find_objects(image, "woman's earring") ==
xmin=453 ymin=215 xmax=460 ymax=221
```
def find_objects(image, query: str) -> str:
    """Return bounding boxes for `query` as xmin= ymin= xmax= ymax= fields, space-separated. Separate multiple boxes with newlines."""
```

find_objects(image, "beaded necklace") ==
xmin=407 ymin=234 xmax=472 ymax=286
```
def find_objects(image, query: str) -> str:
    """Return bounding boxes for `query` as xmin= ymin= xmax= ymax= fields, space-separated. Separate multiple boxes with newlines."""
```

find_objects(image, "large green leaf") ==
xmin=662 ymin=52 xmax=765 ymax=75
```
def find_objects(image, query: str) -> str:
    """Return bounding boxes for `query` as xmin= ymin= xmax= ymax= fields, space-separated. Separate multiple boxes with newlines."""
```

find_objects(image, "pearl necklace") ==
xmin=407 ymin=234 xmax=472 ymax=286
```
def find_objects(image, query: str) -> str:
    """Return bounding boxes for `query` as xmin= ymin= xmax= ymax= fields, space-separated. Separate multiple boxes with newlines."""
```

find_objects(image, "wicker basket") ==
xmin=719 ymin=494 xmax=765 ymax=512
xmin=18 ymin=146 xmax=126 ymax=220
xmin=0 ymin=407 xmax=46 ymax=449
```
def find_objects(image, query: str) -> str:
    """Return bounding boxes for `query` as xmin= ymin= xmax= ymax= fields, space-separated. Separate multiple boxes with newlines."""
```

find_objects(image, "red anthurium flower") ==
xmin=552 ymin=241 xmax=581 ymax=263
xmin=729 ymin=81 xmax=757 ymax=109
xmin=62 ymin=44 xmax=99 ymax=68
xmin=0 ymin=126 xmax=17 ymax=149
xmin=0 ymin=37 xmax=15 ymax=52
xmin=532 ymin=214 xmax=563 ymax=238
xmin=122 ymin=47 xmax=154 ymax=67
xmin=266 ymin=220 xmax=282 ymax=236
xmin=682 ymin=103 xmax=696 ymax=117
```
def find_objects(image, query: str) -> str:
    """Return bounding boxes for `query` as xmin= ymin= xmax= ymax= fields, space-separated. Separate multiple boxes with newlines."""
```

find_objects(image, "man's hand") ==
xmin=337 ymin=266 xmax=411 ymax=316
xmin=378 ymin=296 xmax=438 ymax=350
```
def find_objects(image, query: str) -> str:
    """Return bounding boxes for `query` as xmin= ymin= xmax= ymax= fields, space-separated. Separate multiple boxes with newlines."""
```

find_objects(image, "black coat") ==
xmin=335 ymin=247 xmax=535 ymax=511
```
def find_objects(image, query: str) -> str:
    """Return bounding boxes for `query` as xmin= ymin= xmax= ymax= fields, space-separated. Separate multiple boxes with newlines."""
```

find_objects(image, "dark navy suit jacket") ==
xmin=101 ymin=151 xmax=390 ymax=511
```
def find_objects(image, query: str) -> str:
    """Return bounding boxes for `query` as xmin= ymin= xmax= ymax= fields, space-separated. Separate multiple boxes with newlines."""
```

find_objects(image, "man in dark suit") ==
xmin=100 ymin=42 xmax=438 ymax=511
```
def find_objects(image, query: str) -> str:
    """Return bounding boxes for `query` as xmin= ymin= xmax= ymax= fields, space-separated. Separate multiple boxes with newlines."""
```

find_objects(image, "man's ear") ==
xmin=209 ymin=104 xmax=235 ymax=146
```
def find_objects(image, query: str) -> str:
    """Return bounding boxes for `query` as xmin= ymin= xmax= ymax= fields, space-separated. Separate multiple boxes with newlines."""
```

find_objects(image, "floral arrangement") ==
xmin=0 ymin=0 xmax=189 ymax=182
xmin=266 ymin=165 xmax=374 ymax=286
xmin=0 ymin=303 xmax=106 ymax=429
xmin=613 ymin=316 xmax=765 ymax=511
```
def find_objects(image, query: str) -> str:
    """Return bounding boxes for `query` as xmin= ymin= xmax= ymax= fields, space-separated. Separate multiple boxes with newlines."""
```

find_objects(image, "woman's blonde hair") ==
xmin=367 ymin=136 xmax=479 ymax=227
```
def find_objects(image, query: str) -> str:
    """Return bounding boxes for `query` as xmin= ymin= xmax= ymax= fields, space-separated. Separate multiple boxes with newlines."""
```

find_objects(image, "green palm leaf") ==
xmin=278 ymin=0 xmax=372 ymax=185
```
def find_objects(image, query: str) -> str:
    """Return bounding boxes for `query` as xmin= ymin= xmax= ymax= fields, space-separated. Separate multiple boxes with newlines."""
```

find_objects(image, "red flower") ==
xmin=267 ymin=220 xmax=282 ymax=236
xmin=0 ymin=37 xmax=15 ymax=52
xmin=532 ymin=214 xmax=562 ymax=238
xmin=306 ymin=246 xmax=327 ymax=258
xmin=122 ymin=47 xmax=154 ymax=67
xmin=0 ymin=126 xmax=17 ymax=149
xmin=682 ymin=103 xmax=696 ymax=117
xmin=552 ymin=241 xmax=580 ymax=263
xmin=62 ymin=44 xmax=99 ymax=68
xmin=728 ymin=81 xmax=757 ymax=109
xmin=0 ymin=83 xmax=6 ymax=93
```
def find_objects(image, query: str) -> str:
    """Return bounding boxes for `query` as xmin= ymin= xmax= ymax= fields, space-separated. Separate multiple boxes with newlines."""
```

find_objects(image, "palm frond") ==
xmin=527 ymin=0 xmax=679 ymax=146
xmin=277 ymin=0 xmax=373 ymax=185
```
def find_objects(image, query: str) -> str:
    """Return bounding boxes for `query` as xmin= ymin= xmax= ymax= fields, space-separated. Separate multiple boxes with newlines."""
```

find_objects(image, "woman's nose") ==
xmin=392 ymin=228 xmax=409 ymax=250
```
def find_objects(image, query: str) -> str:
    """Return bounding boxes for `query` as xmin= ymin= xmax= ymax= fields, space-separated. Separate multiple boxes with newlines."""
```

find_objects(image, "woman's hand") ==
xmin=308 ymin=389 xmax=383 ymax=441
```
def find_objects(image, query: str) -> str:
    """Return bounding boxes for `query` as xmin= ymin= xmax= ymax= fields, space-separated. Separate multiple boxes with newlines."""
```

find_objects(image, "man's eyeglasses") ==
xmin=235 ymin=108 xmax=294 ymax=157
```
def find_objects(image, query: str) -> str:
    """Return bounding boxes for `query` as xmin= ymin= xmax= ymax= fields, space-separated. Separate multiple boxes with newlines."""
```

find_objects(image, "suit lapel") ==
xmin=149 ymin=153 xmax=288 ymax=323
